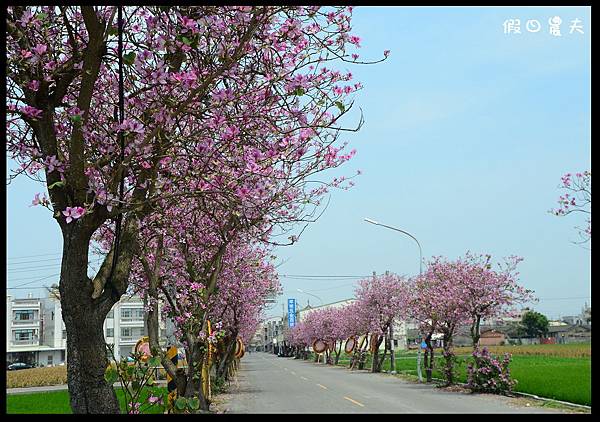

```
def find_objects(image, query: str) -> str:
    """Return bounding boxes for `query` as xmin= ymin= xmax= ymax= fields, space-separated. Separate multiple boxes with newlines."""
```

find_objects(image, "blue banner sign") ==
xmin=287 ymin=298 xmax=296 ymax=327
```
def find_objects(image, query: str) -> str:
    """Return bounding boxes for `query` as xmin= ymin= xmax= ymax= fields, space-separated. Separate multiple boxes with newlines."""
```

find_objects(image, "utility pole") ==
xmin=386 ymin=270 xmax=396 ymax=374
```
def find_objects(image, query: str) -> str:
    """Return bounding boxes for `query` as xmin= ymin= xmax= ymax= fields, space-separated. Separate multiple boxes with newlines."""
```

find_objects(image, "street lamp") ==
xmin=364 ymin=217 xmax=424 ymax=381
xmin=296 ymin=289 xmax=323 ymax=306
xmin=364 ymin=218 xmax=422 ymax=275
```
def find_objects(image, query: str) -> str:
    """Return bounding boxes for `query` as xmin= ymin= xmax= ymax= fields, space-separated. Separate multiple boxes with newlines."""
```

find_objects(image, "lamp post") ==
xmin=364 ymin=217 xmax=424 ymax=381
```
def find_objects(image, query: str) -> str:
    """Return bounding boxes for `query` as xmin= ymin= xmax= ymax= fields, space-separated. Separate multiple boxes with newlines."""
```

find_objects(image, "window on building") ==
xmin=121 ymin=327 xmax=132 ymax=338
xmin=134 ymin=309 xmax=144 ymax=319
xmin=62 ymin=329 xmax=67 ymax=339
xmin=14 ymin=310 xmax=34 ymax=321
xmin=121 ymin=309 xmax=131 ymax=319
xmin=47 ymin=355 xmax=53 ymax=365
xmin=107 ymin=310 xmax=114 ymax=319
xmin=61 ymin=350 xmax=66 ymax=362
xmin=14 ymin=329 xmax=35 ymax=340
xmin=51 ymin=311 xmax=54 ymax=321
xmin=107 ymin=328 xmax=114 ymax=338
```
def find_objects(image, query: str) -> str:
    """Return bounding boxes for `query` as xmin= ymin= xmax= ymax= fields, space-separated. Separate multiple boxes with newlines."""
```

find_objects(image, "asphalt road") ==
xmin=220 ymin=352 xmax=561 ymax=413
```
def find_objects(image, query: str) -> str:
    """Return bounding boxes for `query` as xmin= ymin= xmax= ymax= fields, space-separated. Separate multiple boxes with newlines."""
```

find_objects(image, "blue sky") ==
xmin=6 ymin=6 xmax=591 ymax=321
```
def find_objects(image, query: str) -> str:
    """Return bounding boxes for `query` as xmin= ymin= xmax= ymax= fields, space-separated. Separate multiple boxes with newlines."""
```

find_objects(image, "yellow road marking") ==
xmin=317 ymin=383 xmax=328 ymax=390
xmin=344 ymin=396 xmax=365 ymax=407
xmin=300 ymin=376 xmax=309 ymax=381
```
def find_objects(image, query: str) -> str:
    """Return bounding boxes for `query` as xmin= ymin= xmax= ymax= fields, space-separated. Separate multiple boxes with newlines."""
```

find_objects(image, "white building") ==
xmin=6 ymin=293 xmax=66 ymax=367
xmin=6 ymin=292 xmax=170 ymax=366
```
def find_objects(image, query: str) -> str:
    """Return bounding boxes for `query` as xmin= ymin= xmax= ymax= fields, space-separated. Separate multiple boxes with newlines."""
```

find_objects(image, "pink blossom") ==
xmin=20 ymin=106 xmax=43 ymax=120
xmin=27 ymin=80 xmax=40 ymax=91
xmin=30 ymin=192 xmax=48 ymax=207
xmin=62 ymin=206 xmax=86 ymax=223
xmin=32 ymin=44 xmax=48 ymax=56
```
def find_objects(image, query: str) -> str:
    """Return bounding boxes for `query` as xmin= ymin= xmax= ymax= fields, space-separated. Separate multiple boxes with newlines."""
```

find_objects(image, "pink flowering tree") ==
xmin=550 ymin=171 xmax=591 ymax=245
xmin=287 ymin=323 xmax=310 ymax=359
xmin=118 ymin=203 xmax=280 ymax=410
xmin=7 ymin=6 xmax=387 ymax=413
xmin=300 ymin=307 xmax=347 ymax=364
xmin=354 ymin=273 xmax=411 ymax=373
xmin=419 ymin=257 xmax=472 ymax=385
xmin=208 ymin=248 xmax=281 ymax=381
xmin=450 ymin=252 xmax=535 ymax=348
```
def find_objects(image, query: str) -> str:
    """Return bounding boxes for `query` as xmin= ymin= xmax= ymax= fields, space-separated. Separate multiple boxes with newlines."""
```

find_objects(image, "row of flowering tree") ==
xmin=7 ymin=5 xmax=387 ymax=413
xmin=286 ymin=253 xmax=533 ymax=390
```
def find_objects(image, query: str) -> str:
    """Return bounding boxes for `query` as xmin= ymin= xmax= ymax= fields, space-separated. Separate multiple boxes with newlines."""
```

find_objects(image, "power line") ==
xmin=6 ymin=257 xmax=63 ymax=266
xmin=9 ymin=273 xmax=60 ymax=289
xmin=7 ymin=258 xmax=104 ymax=273
xmin=7 ymin=252 xmax=62 ymax=260
xmin=7 ymin=273 xmax=61 ymax=282
xmin=7 ymin=285 xmax=52 ymax=290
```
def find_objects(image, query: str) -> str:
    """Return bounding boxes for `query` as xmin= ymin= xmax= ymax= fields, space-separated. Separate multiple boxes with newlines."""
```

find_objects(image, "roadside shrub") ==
xmin=467 ymin=347 xmax=516 ymax=394
xmin=211 ymin=376 xmax=227 ymax=395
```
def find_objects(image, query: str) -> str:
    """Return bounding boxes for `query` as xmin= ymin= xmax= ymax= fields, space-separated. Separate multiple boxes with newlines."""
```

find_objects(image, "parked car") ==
xmin=7 ymin=362 xmax=33 ymax=371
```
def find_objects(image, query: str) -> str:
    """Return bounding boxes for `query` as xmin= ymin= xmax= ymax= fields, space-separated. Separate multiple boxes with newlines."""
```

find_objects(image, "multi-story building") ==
xmin=7 ymin=292 xmax=170 ymax=366
xmin=104 ymin=295 xmax=146 ymax=360
xmin=262 ymin=315 xmax=285 ymax=353
xmin=6 ymin=293 xmax=66 ymax=367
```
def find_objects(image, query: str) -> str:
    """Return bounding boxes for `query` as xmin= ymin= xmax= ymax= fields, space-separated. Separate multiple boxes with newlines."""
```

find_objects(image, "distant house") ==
xmin=478 ymin=329 xmax=506 ymax=346
xmin=547 ymin=324 xmax=591 ymax=344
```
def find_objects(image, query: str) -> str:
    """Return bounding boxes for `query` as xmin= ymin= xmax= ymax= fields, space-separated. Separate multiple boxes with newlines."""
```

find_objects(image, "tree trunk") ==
xmin=59 ymin=227 xmax=120 ymax=414
xmin=371 ymin=335 xmax=384 ymax=373
xmin=216 ymin=335 xmax=237 ymax=381
xmin=334 ymin=342 xmax=342 ymax=365
xmin=442 ymin=332 xmax=454 ymax=385
xmin=470 ymin=315 xmax=481 ymax=349
xmin=424 ymin=334 xmax=434 ymax=383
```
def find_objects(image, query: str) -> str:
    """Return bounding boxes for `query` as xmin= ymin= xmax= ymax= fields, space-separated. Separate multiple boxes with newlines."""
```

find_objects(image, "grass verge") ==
xmin=6 ymin=387 xmax=168 ymax=414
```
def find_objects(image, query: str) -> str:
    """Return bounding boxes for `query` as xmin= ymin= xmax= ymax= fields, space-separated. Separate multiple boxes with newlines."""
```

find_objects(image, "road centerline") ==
xmin=344 ymin=396 xmax=365 ymax=407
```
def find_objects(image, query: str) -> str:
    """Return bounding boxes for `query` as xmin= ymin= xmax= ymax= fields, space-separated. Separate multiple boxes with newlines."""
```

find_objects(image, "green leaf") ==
xmin=123 ymin=52 xmax=136 ymax=66
xmin=292 ymin=87 xmax=305 ymax=96
xmin=104 ymin=367 xmax=118 ymax=384
xmin=175 ymin=397 xmax=187 ymax=410
xmin=335 ymin=101 xmax=346 ymax=113
xmin=36 ymin=13 xmax=47 ymax=20
xmin=48 ymin=181 xmax=65 ymax=190
xmin=107 ymin=26 xmax=118 ymax=36
xmin=70 ymin=114 xmax=82 ymax=124
xmin=181 ymin=36 xmax=192 ymax=46
xmin=148 ymin=356 xmax=161 ymax=367
xmin=132 ymin=380 xmax=141 ymax=391
xmin=126 ymin=365 xmax=135 ymax=377
xmin=188 ymin=397 xmax=200 ymax=410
